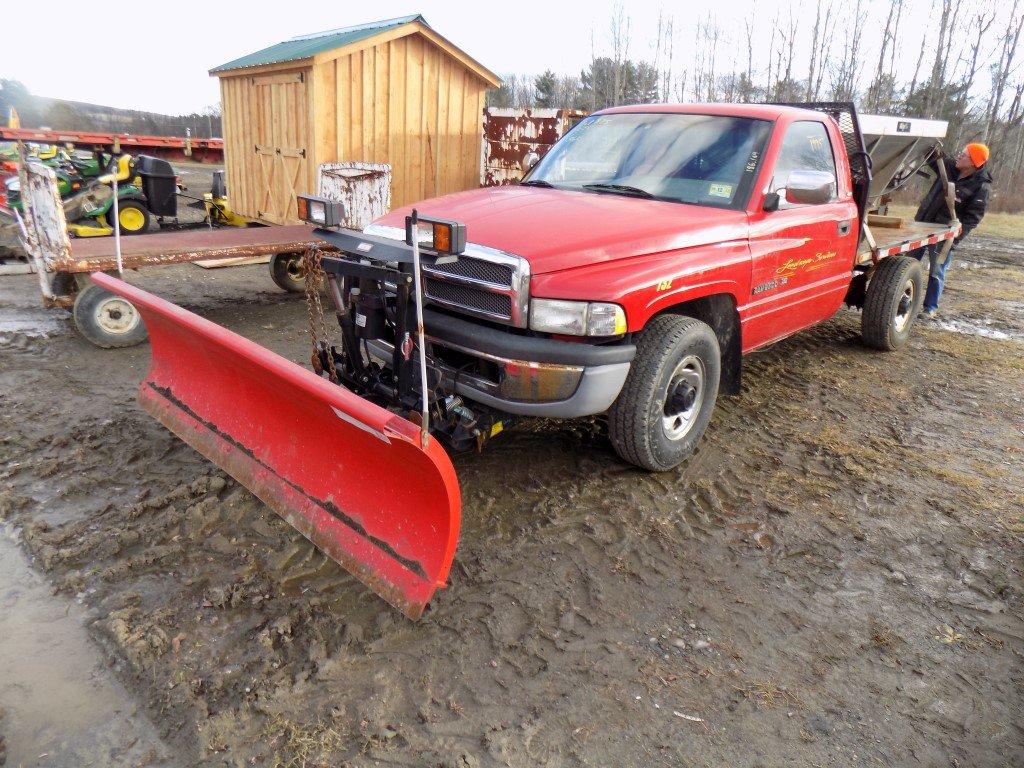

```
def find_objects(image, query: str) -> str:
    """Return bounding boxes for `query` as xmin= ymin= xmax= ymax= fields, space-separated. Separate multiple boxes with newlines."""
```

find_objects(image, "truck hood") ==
xmin=375 ymin=186 xmax=749 ymax=275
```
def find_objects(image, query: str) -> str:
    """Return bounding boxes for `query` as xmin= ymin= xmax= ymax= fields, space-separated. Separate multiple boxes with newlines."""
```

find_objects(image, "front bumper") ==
xmin=370 ymin=308 xmax=635 ymax=418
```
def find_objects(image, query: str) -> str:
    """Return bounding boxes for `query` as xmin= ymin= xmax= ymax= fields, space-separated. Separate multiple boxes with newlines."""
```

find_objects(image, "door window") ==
xmin=771 ymin=121 xmax=837 ymax=205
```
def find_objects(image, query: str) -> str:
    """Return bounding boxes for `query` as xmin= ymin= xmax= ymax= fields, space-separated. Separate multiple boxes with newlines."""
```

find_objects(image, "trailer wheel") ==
xmin=608 ymin=315 xmax=720 ymax=471
xmin=72 ymin=283 xmax=148 ymax=348
xmin=270 ymin=251 xmax=306 ymax=292
xmin=861 ymin=255 xmax=925 ymax=351
xmin=106 ymin=199 xmax=151 ymax=235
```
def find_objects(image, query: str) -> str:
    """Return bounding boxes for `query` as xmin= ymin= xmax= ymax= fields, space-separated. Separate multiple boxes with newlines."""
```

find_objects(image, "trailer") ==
xmin=0 ymin=127 xmax=223 ymax=164
xmin=11 ymin=160 xmax=338 ymax=347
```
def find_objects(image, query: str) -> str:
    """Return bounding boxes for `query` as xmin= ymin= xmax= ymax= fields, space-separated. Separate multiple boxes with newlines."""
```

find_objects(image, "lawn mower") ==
xmin=4 ymin=153 xmax=157 ymax=236
xmin=3 ymin=152 xmax=246 ymax=238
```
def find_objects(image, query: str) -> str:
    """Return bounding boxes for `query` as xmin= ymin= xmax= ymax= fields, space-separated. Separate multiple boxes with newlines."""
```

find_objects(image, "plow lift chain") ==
xmin=302 ymin=244 xmax=339 ymax=383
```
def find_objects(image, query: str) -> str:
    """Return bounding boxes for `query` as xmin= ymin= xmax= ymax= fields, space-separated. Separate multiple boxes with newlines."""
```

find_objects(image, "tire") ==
xmin=105 ymin=199 xmax=151 ymax=235
xmin=72 ymin=283 xmax=148 ymax=348
xmin=608 ymin=315 xmax=721 ymax=471
xmin=861 ymin=255 xmax=925 ymax=351
xmin=270 ymin=251 xmax=306 ymax=293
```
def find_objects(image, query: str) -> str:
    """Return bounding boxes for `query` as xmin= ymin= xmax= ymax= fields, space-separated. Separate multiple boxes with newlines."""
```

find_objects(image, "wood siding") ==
xmin=312 ymin=32 xmax=487 ymax=209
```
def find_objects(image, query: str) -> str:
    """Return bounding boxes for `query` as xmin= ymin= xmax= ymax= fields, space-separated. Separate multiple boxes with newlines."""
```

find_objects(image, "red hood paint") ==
xmin=376 ymin=186 xmax=749 ymax=275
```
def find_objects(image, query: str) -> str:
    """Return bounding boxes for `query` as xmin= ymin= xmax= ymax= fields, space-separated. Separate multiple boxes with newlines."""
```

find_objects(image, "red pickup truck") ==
xmin=344 ymin=101 xmax=959 ymax=470
xmin=96 ymin=101 xmax=961 ymax=616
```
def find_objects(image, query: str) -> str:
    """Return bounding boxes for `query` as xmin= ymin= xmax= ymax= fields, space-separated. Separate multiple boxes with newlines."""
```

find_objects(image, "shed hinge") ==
xmin=300 ymin=149 xmax=306 ymax=158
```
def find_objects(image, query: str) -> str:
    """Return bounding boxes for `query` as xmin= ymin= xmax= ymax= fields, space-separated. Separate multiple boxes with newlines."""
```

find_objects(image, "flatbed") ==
xmin=59 ymin=224 xmax=326 ymax=276
xmin=859 ymin=219 xmax=959 ymax=264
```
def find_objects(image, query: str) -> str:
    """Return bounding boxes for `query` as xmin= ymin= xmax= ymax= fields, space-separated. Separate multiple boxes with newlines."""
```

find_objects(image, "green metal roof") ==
xmin=211 ymin=14 xmax=426 ymax=73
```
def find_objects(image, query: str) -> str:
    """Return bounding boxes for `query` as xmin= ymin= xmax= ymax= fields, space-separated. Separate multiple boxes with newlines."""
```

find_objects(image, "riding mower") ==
xmin=4 ymin=153 xmax=159 ymax=236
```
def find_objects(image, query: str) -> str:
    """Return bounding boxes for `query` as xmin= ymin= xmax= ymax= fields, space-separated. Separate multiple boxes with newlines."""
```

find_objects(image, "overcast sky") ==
xmin=0 ymin=0 xmax=982 ymax=115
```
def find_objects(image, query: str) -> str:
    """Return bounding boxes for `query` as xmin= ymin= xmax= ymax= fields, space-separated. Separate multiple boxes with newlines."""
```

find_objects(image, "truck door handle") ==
xmin=837 ymin=219 xmax=852 ymax=236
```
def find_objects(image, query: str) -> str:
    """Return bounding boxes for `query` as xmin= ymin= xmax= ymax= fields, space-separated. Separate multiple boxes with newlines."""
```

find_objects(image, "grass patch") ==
xmin=888 ymin=204 xmax=1024 ymax=240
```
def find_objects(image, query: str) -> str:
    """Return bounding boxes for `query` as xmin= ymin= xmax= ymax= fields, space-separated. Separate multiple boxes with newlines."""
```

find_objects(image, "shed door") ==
xmin=252 ymin=70 xmax=310 ymax=224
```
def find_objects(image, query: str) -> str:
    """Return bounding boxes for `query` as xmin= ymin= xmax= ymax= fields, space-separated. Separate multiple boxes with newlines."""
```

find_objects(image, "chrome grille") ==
xmin=428 ymin=257 xmax=514 ymax=286
xmin=361 ymin=224 xmax=530 ymax=327
xmin=424 ymin=279 xmax=513 ymax=317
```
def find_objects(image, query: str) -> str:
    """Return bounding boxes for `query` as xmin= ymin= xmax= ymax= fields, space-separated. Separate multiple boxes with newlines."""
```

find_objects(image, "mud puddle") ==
xmin=0 ymin=307 xmax=66 ymax=338
xmin=0 ymin=524 xmax=177 ymax=767
xmin=933 ymin=316 xmax=1022 ymax=341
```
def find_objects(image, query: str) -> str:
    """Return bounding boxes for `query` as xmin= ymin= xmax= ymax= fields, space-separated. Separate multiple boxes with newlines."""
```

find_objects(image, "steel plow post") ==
xmin=91 ymin=272 xmax=461 ymax=619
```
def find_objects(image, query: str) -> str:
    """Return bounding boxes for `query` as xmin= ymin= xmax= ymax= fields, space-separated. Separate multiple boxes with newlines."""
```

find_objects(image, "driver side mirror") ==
xmin=780 ymin=169 xmax=835 ymax=206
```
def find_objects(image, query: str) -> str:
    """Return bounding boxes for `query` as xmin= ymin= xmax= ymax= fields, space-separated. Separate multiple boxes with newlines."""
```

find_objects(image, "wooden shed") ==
xmin=210 ymin=15 xmax=501 ymax=224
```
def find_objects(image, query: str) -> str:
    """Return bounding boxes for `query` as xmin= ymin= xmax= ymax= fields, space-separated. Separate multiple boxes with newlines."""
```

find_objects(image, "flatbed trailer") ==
xmin=12 ymin=159 xmax=331 ymax=346
xmin=49 ymin=225 xmax=328 ymax=307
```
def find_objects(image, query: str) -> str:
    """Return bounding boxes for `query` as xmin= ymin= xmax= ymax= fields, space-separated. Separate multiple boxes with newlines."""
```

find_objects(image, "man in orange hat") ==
xmin=914 ymin=143 xmax=992 ymax=318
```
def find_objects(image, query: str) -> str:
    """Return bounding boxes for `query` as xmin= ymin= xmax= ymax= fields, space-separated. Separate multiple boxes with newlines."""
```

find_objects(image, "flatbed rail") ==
xmin=859 ymin=220 xmax=961 ymax=265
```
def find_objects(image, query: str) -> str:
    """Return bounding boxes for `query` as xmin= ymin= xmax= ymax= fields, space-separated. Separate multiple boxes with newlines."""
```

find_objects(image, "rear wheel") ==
xmin=105 ymin=199 xmax=151 ymax=235
xmin=72 ymin=283 xmax=148 ymax=348
xmin=608 ymin=315 xmax=721 ymax=471
xmin=861 ymin=255 xmax=925 ymax=350
xmin=270 ymin=251 xmax=306 ymax=292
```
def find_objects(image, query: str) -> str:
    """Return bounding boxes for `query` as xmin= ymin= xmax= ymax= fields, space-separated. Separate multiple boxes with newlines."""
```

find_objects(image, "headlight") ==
xmin=529 ymin=298 xmax=627 ymax=336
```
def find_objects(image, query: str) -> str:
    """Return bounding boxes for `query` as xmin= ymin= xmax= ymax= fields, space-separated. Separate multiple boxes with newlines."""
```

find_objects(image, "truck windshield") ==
xmin=524 ymin=112 xmax=772 ymax=209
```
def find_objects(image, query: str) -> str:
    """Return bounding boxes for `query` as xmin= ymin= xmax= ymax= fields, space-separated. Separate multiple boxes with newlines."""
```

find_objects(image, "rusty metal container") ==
xmin=317 ymin=162 xmax=392 ymax=230
xmin=481 ymin=108 xmax=587 ymax=186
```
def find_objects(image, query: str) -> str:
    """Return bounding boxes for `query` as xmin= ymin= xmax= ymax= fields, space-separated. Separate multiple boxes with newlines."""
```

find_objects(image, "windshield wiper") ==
xmin=582 ymin=183 xmax=656 ymax=199
xmin=519 ymin=179 xmax=555 ymax=188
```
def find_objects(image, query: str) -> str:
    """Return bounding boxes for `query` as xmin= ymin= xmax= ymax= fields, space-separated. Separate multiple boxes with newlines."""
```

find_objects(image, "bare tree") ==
xmin=984 ymin=0 xmax=1024 ymax=138
xmin=865 ymin=0 xmax=904 ymax=111
xmin=806 ymin=0 xmax=834 ymax=101
xmin=829 ymin=0 xmax=868 ymax=100
xmin=610 ymin=1 xmax=632 ymax=106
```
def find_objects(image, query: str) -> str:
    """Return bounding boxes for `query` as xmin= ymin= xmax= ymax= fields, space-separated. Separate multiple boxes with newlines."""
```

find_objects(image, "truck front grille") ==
xmin=361 ymin=224 xmax=530 ymax=327
xmin=427 ymin=257 xmax=514 ymax=286
xmin=424 ymin=278 xmax=514 ymax=318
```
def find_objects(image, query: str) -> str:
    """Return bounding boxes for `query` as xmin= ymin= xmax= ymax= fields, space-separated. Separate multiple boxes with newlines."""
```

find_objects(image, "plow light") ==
xmin=297 ymin=194 xmax=344 ymax=228
xmin=405 ymin=215 xmax=466 ymax=256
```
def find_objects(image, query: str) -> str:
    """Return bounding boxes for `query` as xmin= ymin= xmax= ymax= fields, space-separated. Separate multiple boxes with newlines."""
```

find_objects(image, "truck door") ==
xmin=744 ymin=120 xmax=858 ymax=350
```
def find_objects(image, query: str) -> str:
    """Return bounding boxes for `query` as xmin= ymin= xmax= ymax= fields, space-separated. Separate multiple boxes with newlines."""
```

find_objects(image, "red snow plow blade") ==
xmin=91 ymin=273 xmax=460 ymax=619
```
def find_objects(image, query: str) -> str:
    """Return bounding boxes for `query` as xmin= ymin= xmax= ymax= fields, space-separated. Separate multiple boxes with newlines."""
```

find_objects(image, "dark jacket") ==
xmin=915 ymin=156 xmax=992 ymax=243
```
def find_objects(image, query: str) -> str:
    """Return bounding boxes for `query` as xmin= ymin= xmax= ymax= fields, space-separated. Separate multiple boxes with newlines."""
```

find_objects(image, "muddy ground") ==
xmin=0 ymin=236 xmax=1022 ymax=767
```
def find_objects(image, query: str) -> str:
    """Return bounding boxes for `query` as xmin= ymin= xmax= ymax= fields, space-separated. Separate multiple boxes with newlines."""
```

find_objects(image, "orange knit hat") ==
xmin=966 ymin=143 xmax=990 ymax=167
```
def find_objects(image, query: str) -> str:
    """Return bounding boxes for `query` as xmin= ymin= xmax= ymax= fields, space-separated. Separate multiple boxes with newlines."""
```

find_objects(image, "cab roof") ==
xmin=595 ymin=103 xmax=830 ymax=123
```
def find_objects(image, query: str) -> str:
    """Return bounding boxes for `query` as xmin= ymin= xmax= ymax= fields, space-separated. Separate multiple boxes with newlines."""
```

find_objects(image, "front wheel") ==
xmin=72 ymin=283 xmax=149 ymax=348
xmin=608 ymin=315 xmax=721 ymax=471
xmin=861 ymin=255 xmax=925 ymax=350
xmin=105 ymin=199 xmax=151 ymax=235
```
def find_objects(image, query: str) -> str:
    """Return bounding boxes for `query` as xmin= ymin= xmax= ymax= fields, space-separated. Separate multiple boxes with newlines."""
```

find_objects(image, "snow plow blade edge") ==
xmin=91 ymin=272 xmax=461 ymax=619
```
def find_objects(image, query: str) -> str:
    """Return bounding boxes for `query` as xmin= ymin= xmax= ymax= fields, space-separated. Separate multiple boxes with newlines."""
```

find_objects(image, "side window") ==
xmin=771 ymin=121 xmax=837 ymax=204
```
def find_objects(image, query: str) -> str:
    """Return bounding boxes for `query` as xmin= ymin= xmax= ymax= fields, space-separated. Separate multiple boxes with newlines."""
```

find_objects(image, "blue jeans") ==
xmin=918 ymin=242 xmax=954 ymax=312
